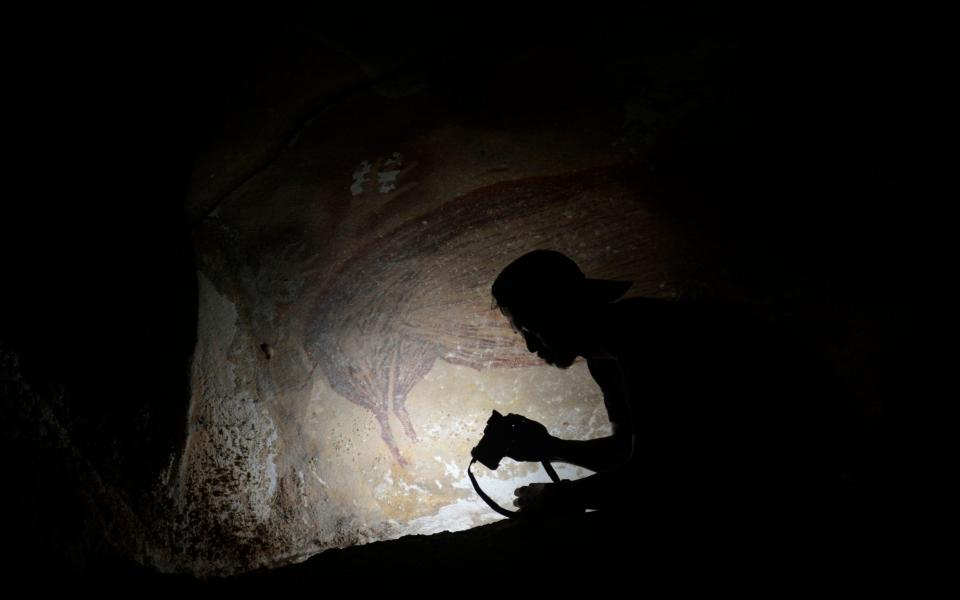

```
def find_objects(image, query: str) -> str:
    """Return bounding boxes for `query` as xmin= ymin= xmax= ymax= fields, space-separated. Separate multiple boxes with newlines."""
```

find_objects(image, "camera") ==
xmin=469 ymin=410 xmax=564 ymax=518
xmin=471 ymin=410 xmax=512 ymax=470
xmin=471 ymin=410 xmax=545 ymax=470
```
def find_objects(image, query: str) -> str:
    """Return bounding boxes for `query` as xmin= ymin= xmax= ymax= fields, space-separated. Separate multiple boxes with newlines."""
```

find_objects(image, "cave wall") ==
xmin=1 ymin=3 xmax=937 ymax=581
xmin=174 ymin=121 xmax=686 ymax=573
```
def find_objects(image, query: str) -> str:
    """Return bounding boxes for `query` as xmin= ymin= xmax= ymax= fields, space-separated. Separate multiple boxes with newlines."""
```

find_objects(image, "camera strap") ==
xmin=467 ymin=458 xmax=562 ymax=518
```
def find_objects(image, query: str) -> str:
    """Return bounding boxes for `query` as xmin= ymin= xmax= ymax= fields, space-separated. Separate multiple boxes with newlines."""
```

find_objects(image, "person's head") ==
xmin=491 ymin=250 xmax=631 ymax=368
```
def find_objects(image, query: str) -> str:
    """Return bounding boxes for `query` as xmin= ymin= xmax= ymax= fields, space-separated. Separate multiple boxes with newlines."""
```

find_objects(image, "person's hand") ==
xmin=513 ymin=482 xmax=583 ymax=517
xmin=503 ymin=413 xmax=554 ymax=462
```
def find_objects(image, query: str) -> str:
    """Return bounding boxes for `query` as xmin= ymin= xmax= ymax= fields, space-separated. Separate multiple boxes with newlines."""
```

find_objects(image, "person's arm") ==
xmin=545 ymin=424 xmax=632 ymax=472
xmin=502 ymin=415 xmax=631 ymax=471
xmin=513 ymin=431 xmax=638 ymax=512
xmin=556 ymin=357 xmax=636 ymax=470
xmin=515 ymin=357 xmax=640 ymax=513
xmin=512 ymin=358 xmax=639 ymax=512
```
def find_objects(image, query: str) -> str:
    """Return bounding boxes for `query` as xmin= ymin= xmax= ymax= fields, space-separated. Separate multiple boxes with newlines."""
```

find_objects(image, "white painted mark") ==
xmin=351 ymin=160 xmax=372 ymax=196
xmin=378 ymin=152 xmax=403 ymax=193
xmin=384 ymin=152 xmax=403 ymax=168
xmin=378 ymin=170 xmax=401 ymax=193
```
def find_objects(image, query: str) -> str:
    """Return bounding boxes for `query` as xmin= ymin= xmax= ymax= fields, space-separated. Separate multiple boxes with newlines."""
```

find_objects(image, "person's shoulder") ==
xmin=601 ymin=296 xmax=738 ymax=350
xmin=606 ymin=295 xmax=683 ymax=323
xmin=593 ymin=297 xmax=674 ymax=355
xmin=613 ymin=295 xmax=751 ymax=325
xmin=586 ymin=355 xmax=620 ymax=383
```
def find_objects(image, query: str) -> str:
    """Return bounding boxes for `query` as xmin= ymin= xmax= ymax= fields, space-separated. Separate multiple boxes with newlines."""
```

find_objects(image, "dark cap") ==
xmin=491 ymin=250 xmax=632 ymax=310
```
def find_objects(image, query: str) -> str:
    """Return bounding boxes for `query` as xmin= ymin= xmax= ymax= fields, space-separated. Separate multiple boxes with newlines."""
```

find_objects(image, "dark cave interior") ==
xmin=1 ymin=2 xmax=943 ymax=593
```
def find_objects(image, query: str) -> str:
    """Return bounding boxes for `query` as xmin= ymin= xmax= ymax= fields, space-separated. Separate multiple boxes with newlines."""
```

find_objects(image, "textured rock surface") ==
xmin=2 ymin=4 xmax=939 ymax=584
xmin=175 ymin=111 xmax=686 ymax=573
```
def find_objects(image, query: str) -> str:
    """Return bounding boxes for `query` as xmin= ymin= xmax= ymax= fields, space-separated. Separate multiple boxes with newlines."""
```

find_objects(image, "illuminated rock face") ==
xmin=3 ymin=7 xmax=921 ymax=584
xmin=170 ymin=103 xmax=687 ymax=574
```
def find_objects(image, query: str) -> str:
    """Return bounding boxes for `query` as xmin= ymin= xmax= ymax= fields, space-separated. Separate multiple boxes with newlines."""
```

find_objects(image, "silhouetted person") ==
xmin=491 ymin=250 xmax=853 ymax=527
